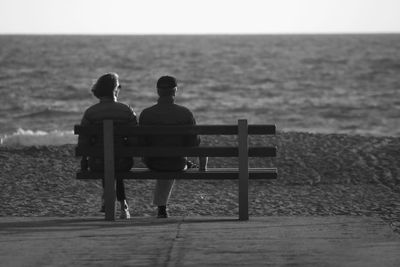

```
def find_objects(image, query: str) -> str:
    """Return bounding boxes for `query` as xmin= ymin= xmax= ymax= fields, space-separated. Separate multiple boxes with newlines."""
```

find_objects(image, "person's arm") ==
xmin=183 ymin=111 xmax=200 ymax=146
xmin=138 ymin=111 xmax=148 ymax=146
xmin=185 ymin=111 xmax=206 ymax=171
xmin=127 ymin=106 xmax=138 ymax=126
xmin=77 ymin=111 xmax=91 ymax=146
xmin=125 ymin=107 xmax=139 ymax=146
xmin=78 ymin=111 xmax=91 ymax=171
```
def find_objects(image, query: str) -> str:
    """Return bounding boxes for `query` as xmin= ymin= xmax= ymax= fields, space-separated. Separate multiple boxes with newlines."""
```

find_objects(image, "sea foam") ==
xmin=0 ymin=129 xmax=77 ymax=146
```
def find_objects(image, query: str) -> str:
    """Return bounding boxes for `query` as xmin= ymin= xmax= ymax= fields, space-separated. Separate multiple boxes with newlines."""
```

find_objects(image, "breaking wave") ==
xmin=0 ymin=129 xmax=76 ymax=146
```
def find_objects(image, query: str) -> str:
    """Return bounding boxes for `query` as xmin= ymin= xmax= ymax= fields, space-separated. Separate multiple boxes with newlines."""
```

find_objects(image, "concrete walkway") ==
xmin=0 ymin=216 xmax=399 ymax=267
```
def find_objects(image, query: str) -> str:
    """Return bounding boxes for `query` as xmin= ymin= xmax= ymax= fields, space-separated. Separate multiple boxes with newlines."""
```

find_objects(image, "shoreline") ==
xmin=1 ymin=131 xmax=399 ymax=234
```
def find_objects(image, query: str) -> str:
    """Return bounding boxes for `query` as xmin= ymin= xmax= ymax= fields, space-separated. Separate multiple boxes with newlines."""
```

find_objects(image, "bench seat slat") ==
xmin=74 ymin=124 xmax=276 ymax=136
xmin=75 ymin=146 xmax=277 ymax=157
xmin=76 ymin=167 xmax=277 ymax=180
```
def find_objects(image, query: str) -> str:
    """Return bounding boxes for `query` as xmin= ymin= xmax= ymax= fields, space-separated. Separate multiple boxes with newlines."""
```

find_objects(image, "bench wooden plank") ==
xmin=76 ymin=168 xmax=278 ymax=180
xmin=76 ymin=146 xmax=277 ymax=157
xmin=74 ymin=124 xmax=276 ymax=136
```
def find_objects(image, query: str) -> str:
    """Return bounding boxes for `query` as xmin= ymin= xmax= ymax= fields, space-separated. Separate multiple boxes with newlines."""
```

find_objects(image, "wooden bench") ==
xmin=74 ymin=119 xmax=277 ymax=221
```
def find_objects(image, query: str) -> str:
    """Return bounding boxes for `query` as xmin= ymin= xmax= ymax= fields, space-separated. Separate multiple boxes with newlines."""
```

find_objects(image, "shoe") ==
xmin=157 ymin=205 xmax=169 ymax=218
xmin=119 ymin=201 xmax=131 ymax=219
xmin=186 ymin=160 xmax=198 ymax=169
xmin=120 ymin=209 xmax=131 ymax=219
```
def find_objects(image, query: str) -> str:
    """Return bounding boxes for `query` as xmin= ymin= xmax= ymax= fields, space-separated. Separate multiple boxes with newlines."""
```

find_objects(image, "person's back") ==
xmin=139 ymin=95 xmax=199 ymax=171
xmin=81 ymin=100 xmax=137 ymax=170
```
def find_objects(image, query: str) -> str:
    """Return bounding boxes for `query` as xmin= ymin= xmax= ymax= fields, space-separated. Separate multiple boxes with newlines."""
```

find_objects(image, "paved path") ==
xmin=1 ymin=216 xmax=399 ymax=266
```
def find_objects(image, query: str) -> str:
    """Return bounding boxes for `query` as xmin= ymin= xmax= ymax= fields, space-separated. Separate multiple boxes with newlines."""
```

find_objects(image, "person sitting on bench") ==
xmin=78 ymin=72 xmax=138 ymax=219
xmin=139 ymin=75 xmax=207 ymax=218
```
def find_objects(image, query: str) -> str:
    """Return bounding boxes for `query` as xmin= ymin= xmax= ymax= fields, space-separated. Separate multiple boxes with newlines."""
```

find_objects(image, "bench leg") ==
xmin=238 ymin=119 xmax=249 ymax=221
xmin=104 ymin=174 xmax=116 ymax=221
xmin=104 ymin=120 xmax=116 ymax=221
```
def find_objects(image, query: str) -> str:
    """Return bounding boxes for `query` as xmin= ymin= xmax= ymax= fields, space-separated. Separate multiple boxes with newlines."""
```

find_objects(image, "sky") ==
xmin=0 ymin=0 xmax=399 ymax=34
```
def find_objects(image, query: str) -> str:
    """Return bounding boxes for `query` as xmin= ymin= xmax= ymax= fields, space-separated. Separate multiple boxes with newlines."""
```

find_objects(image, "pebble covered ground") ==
xmin=1 ymin=132 xmax=399 ymax=234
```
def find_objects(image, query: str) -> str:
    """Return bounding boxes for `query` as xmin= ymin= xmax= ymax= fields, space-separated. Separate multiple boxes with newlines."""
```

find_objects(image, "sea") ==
xmin=0 ymin=34 xmax=399 ymax=146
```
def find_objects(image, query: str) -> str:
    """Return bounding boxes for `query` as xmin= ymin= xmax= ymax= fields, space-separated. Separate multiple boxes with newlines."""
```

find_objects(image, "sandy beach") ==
xmin=1 ymin=131 xmax=399 ymax=234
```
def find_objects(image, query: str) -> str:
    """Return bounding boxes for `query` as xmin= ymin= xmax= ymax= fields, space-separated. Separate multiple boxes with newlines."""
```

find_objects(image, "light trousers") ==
xmin=153 ymin=179 xmax=175 ymax=206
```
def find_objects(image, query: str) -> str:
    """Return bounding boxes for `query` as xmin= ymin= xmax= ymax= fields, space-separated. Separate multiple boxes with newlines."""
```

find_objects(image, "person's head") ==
xmin=157 ymin=76 xmax=177 ymax=97
xmin=91 ymin=73 xmax=121 ymax=99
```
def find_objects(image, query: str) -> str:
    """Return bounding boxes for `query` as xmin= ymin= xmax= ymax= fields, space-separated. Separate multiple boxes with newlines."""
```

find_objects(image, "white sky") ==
xmin=0 ymin=0 xmax=399 ymax=34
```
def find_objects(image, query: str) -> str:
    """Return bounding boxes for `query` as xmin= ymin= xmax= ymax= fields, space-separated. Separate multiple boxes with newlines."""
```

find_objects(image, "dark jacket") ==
xmin=139 ymin=96 xmax=200 ymax=171
xmin=78 ymin=98 xmax=138 ymax=171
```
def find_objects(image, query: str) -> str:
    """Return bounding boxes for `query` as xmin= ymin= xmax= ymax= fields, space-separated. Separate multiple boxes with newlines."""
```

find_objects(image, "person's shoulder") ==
xmin=115 ymin=101 xmax=136 ymax=112
xmin=80 ymin=103 xmax=100 ymax=125
xmin=115 ymin=101 xmax=132 ymax=109
xmin=139 ymin=104 xmax=154 ymax=122
xmin=174 ymin=103 xmax=194 ymax=115
xmin=83 ymin=102 xmax=100 ymax=116
xmin=141 ymin=103 xmax=158 ymax=114
xmin=174 ymin=103 xmax=196 ymax=124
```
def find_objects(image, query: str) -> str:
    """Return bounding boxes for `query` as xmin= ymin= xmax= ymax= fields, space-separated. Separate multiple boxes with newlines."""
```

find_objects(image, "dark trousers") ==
xmin=101 ymin=178 xmax=126 ymax=201
xmin=88 ymin=157 xmax=133 ymax=202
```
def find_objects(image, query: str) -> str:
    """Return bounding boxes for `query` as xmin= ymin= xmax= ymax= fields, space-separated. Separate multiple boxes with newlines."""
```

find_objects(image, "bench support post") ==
xmin=238 ymin=119 xmax=249 ymax=221
xmin=103 ymin=120 xmax=116 ymax=221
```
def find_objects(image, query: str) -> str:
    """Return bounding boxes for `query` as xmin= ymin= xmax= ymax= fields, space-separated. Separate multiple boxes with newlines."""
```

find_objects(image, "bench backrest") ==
xmin=75 ymin=120 xmax=276 ymax=159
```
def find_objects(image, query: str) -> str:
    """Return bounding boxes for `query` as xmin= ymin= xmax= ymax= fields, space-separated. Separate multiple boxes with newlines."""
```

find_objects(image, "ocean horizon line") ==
xmin=1 ymin=32 xmax=400 ymax=36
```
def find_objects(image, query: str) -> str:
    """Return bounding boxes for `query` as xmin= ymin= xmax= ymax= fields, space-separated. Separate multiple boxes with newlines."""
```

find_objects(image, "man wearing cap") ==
xmin=78 ymin=72 xmax=137 ymax=219
xmin=139 ymin=75 xmax=207 ymax=218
